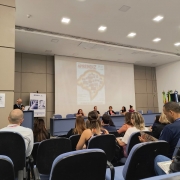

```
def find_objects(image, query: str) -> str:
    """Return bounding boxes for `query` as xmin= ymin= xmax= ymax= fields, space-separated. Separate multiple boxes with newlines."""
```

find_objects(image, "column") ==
xmin=0 ymin=0 xmax=15 ymax=128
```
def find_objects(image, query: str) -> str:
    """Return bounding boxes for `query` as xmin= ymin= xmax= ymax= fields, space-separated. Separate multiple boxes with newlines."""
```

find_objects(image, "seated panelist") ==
xmin=107 ymin=106 xmax=116 ymax=116
xmin=76 ymin=109 xmax=85 ymax=117
xmin=94 ymin=106 xmax=100 ymax=114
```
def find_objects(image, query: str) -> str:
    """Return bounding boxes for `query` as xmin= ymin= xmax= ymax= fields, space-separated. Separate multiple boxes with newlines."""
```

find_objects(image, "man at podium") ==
xmin=14 ymin=98 xmax=23 ymax=110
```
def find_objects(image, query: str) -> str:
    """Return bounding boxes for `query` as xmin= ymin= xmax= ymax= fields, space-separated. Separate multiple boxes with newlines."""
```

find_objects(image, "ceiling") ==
xmin=15 ymin=0 xmax=180 ymax=67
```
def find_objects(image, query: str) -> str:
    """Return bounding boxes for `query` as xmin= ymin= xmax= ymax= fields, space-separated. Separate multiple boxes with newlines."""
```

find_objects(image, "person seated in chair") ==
xmin=107 ymin=106 xmax=116 ymax=115
xmin=129 ymin=105 xmax=135 ymax=112
xmin=67 ymin=116 xmax=86 ymax=138
xmin=120 ymin=106 xmax=127 ymax=115
xmin=76 ymin=111 xmax=108 ymax=150
xmin=139 ymin=102 xmax=180 ymax=158
xmin=101 ymin=114 xmax=117 ymax=132
xmin=0 ymin=109 xmax=33 ymax=157
xmin=116 ymin=112 xmax=149 ymax=157
xmin=33 ymin=119 xmax=50 ymax=142
xmin=93 ymin=106 xmax=100 ymax=115
xmin=117 ymin=112 xmax=133 ymax=135
xmin=76 ymin=109 xmax=85 ymax=117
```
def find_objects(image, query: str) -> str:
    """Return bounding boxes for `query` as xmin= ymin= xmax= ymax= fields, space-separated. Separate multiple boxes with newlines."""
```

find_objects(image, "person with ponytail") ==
xmin=76 ymin=111 xmax=108 ymax=150
xmin=33 ymin=119 xmax=50 ymax=142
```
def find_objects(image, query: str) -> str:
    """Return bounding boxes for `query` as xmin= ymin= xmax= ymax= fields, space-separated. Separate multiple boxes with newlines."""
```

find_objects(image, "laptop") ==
xmin=157 ymin=161 xmax=172 ymax=174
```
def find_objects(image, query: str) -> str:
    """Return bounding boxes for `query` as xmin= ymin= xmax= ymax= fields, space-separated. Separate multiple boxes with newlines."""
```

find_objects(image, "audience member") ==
xmin=67 ymin=116 xmax=86 ymax=138
xmin=0 ymin=109 xmax=33 ymax=157
xmin=76 ymin=109 xmax=85 ymax=117
xmin=139 ymin=102 xmax=180 ymax=158
xmin=101 ymin=114 xmax=117 ymax=132
xmin=13 ymin=98 xmax=23 ymax=110
xmin=120 ymin=106 xmax=127 ymax=115
xmin=150 ymin=113 xmax=169 ymax=139
xmin=33 ymin=119 xmax=50 ymax=142
xmin=94 ymin=106 xmax=100 ymax=114
xmin=107 ymin=106 xmax=116 ymax=115
xmin=76 ymin=111 xmax=108 ymax=150
xmin=117 ymin=112 xmax=133 ymax=135
xmin=116 ymin=112 xmax=149 ymax=157
xmin=129 ymin=105 xmax=135 ymax=112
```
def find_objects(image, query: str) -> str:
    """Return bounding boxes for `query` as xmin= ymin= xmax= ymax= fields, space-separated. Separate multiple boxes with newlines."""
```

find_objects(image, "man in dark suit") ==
xmin=14 ymin=98 xmax=23 ymax=110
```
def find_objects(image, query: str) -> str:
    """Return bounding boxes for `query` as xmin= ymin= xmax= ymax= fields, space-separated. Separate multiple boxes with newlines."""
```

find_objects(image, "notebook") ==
xmin=157 ymin=161 xmax=172 ymax=174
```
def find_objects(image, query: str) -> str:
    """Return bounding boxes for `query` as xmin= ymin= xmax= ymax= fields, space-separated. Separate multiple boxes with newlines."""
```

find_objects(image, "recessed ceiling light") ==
xmin=153 ymin=15 xmax=164 ymax=22
xmin=174 ymin=42 xmax=180 ymax=46
xmin=61 ymin=17 xmax=70 ymax=24
xmin=153 ymin=38 xmax=161 ymax=42
xmin=127 ymin=32 xmax=136 ymax=38
xmin=119 ymin=5 xmax=131 ymax=12
xmin=98 ymin=26 xmax=107 ymax=32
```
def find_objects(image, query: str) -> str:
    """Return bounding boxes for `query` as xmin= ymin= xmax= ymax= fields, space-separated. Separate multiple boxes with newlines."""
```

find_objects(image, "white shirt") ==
xmin=122 ymin=126 xmax=149 ymax=144
xmin=0 ymin=124 xmax=34 ymax=157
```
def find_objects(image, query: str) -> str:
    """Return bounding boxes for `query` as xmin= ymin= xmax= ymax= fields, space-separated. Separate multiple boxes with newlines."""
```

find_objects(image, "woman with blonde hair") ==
xmin=66 ymin=116 xmax=86 ymax=138
xmin=150 ymin=113 xmax=169 ymax=139
xmin=116 ymin=112 xmax=149 ymax=156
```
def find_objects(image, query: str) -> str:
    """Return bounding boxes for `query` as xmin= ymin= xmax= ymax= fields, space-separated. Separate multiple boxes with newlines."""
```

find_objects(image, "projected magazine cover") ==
xmin=77 ymin=62 xmax=105 ymax=105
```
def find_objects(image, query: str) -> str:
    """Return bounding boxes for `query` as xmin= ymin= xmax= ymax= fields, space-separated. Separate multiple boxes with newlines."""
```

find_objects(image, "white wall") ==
xmin=156 ymin=61 xmax=180 ymax=111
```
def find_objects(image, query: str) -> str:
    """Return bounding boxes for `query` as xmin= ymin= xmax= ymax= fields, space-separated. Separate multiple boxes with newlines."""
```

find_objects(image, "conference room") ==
xmin=1 ymin=0 xmax=180 ymax=179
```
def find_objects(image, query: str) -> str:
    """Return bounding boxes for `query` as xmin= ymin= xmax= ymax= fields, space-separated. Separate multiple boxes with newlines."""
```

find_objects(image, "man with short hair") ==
xmin=14 ymin=98 xmax=23 ymax=110
xmin=139 ymin=102 xmax=180 ymax=158
xmin=101 ymin=114 xmax=116 ymax=132
xmin=0 ymin=109 xmax=33 ymax=157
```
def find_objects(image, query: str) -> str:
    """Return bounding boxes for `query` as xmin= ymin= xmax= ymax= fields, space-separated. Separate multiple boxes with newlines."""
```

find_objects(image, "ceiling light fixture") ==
xmin=51 ymin=39 xmax=59 ymax=43
xmin=127 ymin=32 xmax=136 ymax=37
xmin=153 ymin=38 xmax=161 ymax=42
xmin=153 ymin=15 xmax=164 ymax=22
xmin=174 ymin=42 xmax=180 ymax=46
xmin=61 ymin=17 xmax=70 ymax=24
xmin=98 ymin=26 xmax=107 ymax=32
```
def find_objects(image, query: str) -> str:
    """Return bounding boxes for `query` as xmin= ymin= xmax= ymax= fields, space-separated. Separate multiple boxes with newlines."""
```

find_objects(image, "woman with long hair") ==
xmin=67 ymin=116 xmax=86 ymax=138
xmin=76 ymin=111 xmax=108 ymax=150
xmin=116 ymin=112 xmax=149 ymax=156
xmin=33 ymin=119 xmax=50 ymax=142
xmin=76 ymin=109 xmax=85 ymax=117
xmin=120 ymin=106 xmax=127 ymax=115
xmin=117 ymin=112 xmax=133 ymax=135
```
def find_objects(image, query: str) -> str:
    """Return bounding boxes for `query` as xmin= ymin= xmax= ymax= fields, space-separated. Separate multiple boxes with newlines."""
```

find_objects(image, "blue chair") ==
xmin=106 ymin=141 xmax=169 ymax=180
xmin=0 ymin=132 xmax=26 ymax=179
xmin=69 ymin=135 xmax=81 ymax=151
xmin=0 ymin=155 xmax=15 ymax=180
xmin=34 ymin=138 xmax=72 ymax=180
xmin=66 ymin=114 xmax=75 ymax=118
xmin=53 ymin=114 xmax=62 ymax=118
xmin=49 ymin=149 xmax=107 ymax=180
xmin=116 ymin=111 xmax=120 ymax=115
xmin=142 ymin=172 xmax=180 ymax=179
xmin=120 ymin=131 xmax=153 ymax=164
xmin=88 ymin=135 xmax=116 ymax=180
xmin=147 ymin=110 xmax=153 ymax=114
xmin=137 ymin=110 xmax=143 ymax=114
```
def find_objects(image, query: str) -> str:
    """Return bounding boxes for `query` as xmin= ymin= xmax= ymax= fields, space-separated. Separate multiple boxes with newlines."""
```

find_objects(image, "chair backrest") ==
xmin=31 ymin=142 xmax=40 ymax=165
xmin=69 ymin=135 xmax=81 ymax=151
xmin=126 ymin=131 xmax=152 ymax=155
xmin=147 ymin=110 xmax=153 ymax=114
xmin=0 ymin=155 xmax=15 ymax=180
xmin=36 ymin=138 xmax=71 ymax=175
xmin=49 ymin=149 xmax=107 ymax=180
xmin=115 ymin=111 xmax=119 ymax=115
xmin=109 ymin=131 xmax=119 ymax=137
xmin=123 ymin=141 xmax=169 ymax=180
xmin=87 ymin=134 xmax=116 ymax=162
xmin=137 ymin=110 xmax=143 ymax=114
xmin=66 ymin=114 xmax=75 ymax=118
xmin=54 ymin=114 xmax=62 ymax=119
xmin=0 ymin=132 xmax=26 ymax=175
xmin=173 ymin=138 xmax=180 ymax=157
